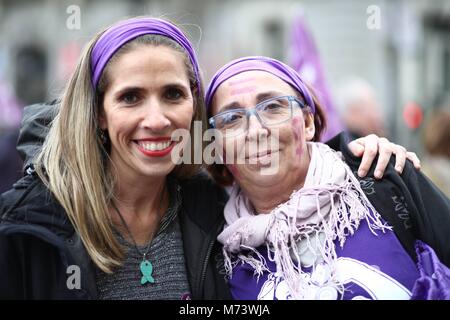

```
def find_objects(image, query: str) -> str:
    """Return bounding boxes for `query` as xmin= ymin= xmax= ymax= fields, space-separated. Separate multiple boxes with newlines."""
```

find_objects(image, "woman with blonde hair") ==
xmin=0 ymin=17 xmax=231 ymax=300
xmin=0 ymin=17 xmax=418 ymax=300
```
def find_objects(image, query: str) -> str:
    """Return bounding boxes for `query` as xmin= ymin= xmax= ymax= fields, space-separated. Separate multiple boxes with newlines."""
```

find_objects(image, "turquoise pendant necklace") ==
xmin=112 ymin=188 xmax=165 ymax=285
xmin=140 ymin=254 xmax=154 ymax=284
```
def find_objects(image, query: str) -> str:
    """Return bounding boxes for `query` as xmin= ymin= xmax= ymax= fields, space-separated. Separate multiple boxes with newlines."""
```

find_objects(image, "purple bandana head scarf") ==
xmin=204 ymin=56 xmax=315 ymax=114
xmin=90 ymin=17 xmax=201 ymax=91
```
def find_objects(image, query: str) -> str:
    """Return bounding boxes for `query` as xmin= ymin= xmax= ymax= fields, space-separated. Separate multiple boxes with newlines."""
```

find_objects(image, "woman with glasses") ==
xmin=205 ymin=56 xmax=450 ymax=300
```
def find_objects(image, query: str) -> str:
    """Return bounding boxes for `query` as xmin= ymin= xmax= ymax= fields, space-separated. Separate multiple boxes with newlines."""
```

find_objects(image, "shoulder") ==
xmin=330 ymin=132 xmax=401 ymax=183
xmin=177 ymin=170 xmax=228 ymax=228
xmin=179 ymin=170 xmax=227 ymax=195
xmin=17 ymin=100 xmax=59 ymax=169
xmin=1 ymin=173 xmax=42 ymax=218
xmin=1 ymin=171 xmax=74 ymax=237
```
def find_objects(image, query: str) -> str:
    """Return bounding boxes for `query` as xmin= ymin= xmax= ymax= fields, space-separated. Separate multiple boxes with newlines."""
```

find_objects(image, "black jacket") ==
xmin=1 ymin=102 xmax=449 ymax=299
xmin=327 ymin=134 xmax=450 ymax=266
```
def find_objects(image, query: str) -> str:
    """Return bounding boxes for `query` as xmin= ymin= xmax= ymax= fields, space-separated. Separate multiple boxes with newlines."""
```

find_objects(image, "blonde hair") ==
xmin=35 ymin=20 xmax=206 ymax=273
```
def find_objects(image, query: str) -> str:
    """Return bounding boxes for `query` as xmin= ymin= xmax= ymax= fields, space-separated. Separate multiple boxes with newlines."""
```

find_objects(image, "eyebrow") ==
xmin=218 ymin=91 xmax=284 ymax=113
xmin=113 ymin=82 xmax=190 ymax=97
xmin=219 ymin=102 xmax=242 ymax=112
xmin=255 ymin=91 xmax=283 ymax=103
xmin=161 ymin=82 xmax=191 ymax=94
xmin=113 ymin=86 xmax=143 ymax=99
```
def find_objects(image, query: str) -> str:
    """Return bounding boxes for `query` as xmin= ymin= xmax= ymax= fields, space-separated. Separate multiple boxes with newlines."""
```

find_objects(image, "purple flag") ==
xmin=288 ymin=15 xmax=343 ymax=141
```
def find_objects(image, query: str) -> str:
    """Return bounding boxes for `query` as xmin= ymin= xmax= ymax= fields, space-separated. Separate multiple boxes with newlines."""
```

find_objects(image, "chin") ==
xmin=138 ymin=163 xmax=175 ymax=178
xmin=240 ymin=167 xmax=285 ymax=187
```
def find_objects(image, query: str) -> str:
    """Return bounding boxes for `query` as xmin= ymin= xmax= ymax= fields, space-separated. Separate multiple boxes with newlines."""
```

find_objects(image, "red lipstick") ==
xmin=135 ymin=138 xmax=174 ymax=157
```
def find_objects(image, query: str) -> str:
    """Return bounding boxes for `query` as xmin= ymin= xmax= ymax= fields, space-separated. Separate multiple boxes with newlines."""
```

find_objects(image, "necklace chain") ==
xmin=111 ymin=183 xmax=166 ymax=261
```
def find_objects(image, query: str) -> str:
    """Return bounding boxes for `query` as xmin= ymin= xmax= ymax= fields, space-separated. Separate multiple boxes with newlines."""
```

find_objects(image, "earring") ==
xmin=98 ymin=129 xmax=108 ymax=145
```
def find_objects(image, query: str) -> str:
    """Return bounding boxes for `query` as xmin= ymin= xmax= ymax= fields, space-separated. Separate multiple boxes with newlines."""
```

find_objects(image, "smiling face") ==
xmin=210 ymin=70 xmax=315 ymax=188
xmin=99 ymin=45 xmax=194 ymax=180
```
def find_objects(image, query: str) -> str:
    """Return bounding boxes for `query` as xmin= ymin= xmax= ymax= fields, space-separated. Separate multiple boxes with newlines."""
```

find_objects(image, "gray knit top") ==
xmin=95 ymin=178 xmax=191 ymax=300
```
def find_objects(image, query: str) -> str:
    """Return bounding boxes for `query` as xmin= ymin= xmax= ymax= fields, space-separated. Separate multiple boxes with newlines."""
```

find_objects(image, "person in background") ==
xmin=422 ymin=108 xmax=450 ymax=197
xmin=205 ymin=56 xmax=450 ymax=300
xmin=335 ymin=77 xmax=386 ymax=137
xmin=0 ymin=79 xmax=23 ymax=193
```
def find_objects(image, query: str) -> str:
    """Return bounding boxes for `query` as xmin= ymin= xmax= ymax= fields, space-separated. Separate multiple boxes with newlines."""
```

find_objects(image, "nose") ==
xmin=140 ymin=98 xmax=171 ymax=132
xmin=246 ymin=113 xmax=269 ymax=142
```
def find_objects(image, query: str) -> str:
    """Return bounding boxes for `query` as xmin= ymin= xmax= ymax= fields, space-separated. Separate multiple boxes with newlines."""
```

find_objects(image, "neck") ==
xmin=114 ymin=176 xmax=166 ymax=217
xmin=110 ymin=165 xmax=169 ymax=245
xmin=242 ymin=171 xmax=307 ymax=214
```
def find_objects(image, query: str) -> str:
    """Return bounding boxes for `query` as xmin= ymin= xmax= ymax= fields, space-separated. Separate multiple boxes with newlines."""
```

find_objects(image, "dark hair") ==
xmin=207 ymin=85 xmax=327 ymax=186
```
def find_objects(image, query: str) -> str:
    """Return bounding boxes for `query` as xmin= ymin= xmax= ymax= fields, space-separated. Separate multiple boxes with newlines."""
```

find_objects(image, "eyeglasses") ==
xmin=208 ymin=95 xmax=307 ymax=137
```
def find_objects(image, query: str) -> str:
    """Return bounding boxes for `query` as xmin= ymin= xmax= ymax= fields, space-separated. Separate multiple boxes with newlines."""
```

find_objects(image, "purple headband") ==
xmin=91 ymin=17 xmax=201 ymax=91
xmin=205 ymin=56 xmax=315 ymax=114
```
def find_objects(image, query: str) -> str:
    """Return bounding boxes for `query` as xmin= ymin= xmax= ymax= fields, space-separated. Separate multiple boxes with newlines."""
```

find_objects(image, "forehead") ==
xmin=212 ymin=70 xmax=297 ymax=112
xmin=222 ymin=70 xmax=294 ymax=93
xmin=106 ymin=45 xmax=188 ymax=88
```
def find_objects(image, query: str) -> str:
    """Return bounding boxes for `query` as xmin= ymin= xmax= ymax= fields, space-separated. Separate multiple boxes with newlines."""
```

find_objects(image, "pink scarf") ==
xmin=217 ymin=142 xmax=391 ymax=299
